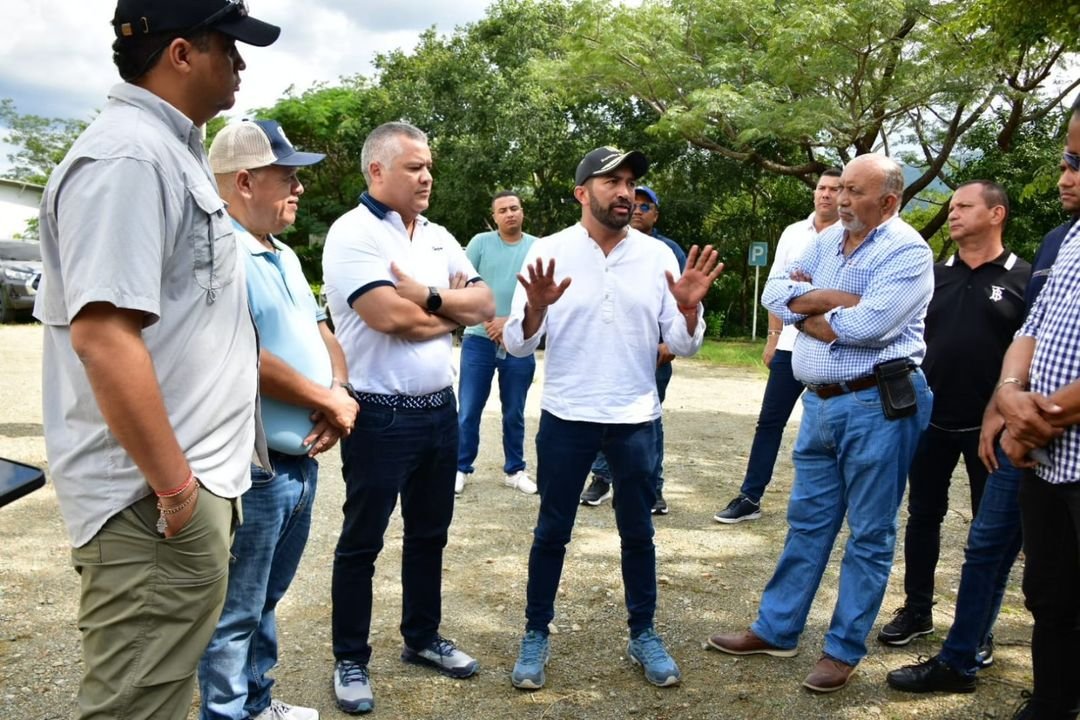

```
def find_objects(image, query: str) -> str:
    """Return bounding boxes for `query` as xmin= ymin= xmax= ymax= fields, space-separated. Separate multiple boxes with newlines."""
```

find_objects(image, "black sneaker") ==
xmin=1010 ymin=691 xmax=1034 ymax=720
xmin=713 ymin=494 xmax=761 ymax=524
xmin=877 ymin=605 xmax=933 ymax=646
xmin=580 ymin=477 xmax=612 ymax=506
xmin=975 ymin=633 xmax=994 ymax=669
xmin=886 ymin=655 xmax=976 ymax=694
xmin=652 ymin=492 xmax=669 ymax=515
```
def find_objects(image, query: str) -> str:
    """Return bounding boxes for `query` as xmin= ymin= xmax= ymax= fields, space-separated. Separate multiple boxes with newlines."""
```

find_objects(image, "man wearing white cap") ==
xmin=198 ymin=120 xmax=357 ymax=720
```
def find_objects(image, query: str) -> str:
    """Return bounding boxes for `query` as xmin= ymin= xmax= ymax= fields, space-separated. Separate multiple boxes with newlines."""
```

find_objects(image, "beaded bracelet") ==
xmin=156 ymin=470 xmax=195 ymax=498
xmin=156 ymin=480 xmax=200 ymax=535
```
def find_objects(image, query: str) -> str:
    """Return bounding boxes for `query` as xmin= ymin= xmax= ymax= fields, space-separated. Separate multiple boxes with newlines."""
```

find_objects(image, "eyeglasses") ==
xmin=635 ymin=202 xmax=654 ymax=212
xmin=1065 ymin=151 xmax=1080 ymax=173
xmin=190 ymin=0 xmax=248 ymax=34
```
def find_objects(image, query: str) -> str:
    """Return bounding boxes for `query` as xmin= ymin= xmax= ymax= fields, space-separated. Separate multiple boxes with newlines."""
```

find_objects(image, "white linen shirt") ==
xmin=503 ymin=223 xmax=705 ymax=424
xmin=768 ymin=213 xmax=841 ymax=351
xmin=322 ymin=195 xmax=479 ymax=395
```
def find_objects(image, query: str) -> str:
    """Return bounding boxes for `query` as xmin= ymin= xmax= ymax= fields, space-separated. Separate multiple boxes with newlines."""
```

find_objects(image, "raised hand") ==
xmin=517 ymin=257 xmax=571 ymax=311
xmin=666 ymin=244 xmax=723 ymax=308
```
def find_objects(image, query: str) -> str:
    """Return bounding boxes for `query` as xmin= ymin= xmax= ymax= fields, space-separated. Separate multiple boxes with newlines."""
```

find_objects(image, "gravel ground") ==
xmin=0 ymin=322 xmax=1034 ymax=719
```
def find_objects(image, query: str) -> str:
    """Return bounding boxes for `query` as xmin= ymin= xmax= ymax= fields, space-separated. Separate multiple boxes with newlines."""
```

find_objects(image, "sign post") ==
xmin=748 ymin=242 xmax=769 ymax=340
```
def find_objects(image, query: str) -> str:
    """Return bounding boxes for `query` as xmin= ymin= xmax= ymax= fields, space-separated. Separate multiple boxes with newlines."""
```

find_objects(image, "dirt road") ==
xmin=0 ymin=323 xmax=1033 ymax=719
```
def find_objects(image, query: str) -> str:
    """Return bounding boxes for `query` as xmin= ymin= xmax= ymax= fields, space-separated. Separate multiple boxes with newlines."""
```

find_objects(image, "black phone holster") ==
xmin=874 ymin=358 xmax=917 ymax=420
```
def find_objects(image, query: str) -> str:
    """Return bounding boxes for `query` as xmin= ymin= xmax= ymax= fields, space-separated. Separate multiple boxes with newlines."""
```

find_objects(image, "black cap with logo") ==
xmin=113 ymin=0 xmax=280 ymax=47
xmin=574 ymin=146 xmax=649 ymax=186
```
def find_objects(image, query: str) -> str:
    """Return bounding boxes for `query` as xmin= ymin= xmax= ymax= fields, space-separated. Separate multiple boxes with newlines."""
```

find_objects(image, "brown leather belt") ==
xmin=805 ymin=374 xmax=878 ymax=400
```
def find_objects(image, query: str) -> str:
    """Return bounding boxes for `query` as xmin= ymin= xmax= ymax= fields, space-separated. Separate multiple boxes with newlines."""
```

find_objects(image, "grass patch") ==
xmin=693 ymin=338 xmax=768 ymax=373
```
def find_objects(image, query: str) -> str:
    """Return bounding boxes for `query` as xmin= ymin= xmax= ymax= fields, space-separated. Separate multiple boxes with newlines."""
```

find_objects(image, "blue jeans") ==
xmin=740 ymin=350 xmax=804 ymax=502
xmin=902 ymin=425 xmax=988 ymax=614
xmin=457 ymin=334 xmax=535 ymax=474
xmin=752 ymin=371 xmax=932 ymax=666
xmin=938 ymin=447 xmax=1022 ymax=675
xmin=527 ymin=411 xmax=658 ymax=635
xmin=332 ymin=399 xmax=458 ymax=664
xmin=592 ymin=360 xmax=672 ymax=492
xmin=197 ymin=452 xmax=318 ymax=720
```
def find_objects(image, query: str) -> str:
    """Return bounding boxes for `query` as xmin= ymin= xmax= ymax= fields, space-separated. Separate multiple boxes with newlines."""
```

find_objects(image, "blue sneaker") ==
xmin=334 ymin=660 xmax=374 ymax=714
xmin=627 ymin=628 xmax=681 ymax=687
xmin=401 ymin=634 xmax=479 ymax=678
xmin=511 ymin=630 xmax=551 ymax=690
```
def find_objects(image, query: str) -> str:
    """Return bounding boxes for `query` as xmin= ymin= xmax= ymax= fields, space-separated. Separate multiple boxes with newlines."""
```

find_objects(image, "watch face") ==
xmin=427 ymin=287 xmax=442 ymax=312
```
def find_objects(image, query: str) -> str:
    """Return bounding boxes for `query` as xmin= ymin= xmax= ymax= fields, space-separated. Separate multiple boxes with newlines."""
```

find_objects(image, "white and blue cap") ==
xmin=209 ymin=119 xmax=325 ymax=174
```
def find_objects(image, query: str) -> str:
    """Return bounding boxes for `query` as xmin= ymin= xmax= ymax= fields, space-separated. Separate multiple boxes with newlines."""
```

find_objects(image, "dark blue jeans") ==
xmin=1020 ymin=471 xmax=1080 ymax=719
xmin=528 ymin=411 xmax=658 ymax=635
xmin=592 ymin=360 xmax=672 ymax=492
xmin=739 ymin=350 xmax=804 ymax=502
xmin=903 ymin=426 xmax=988 ymax=614
xmin=938 ymin=447 xmax=1022 ymax=675
xmin=457 ymin=334 xmax=535 ymax=474
xmin=332 ymin=399 xmax=458 ymax=664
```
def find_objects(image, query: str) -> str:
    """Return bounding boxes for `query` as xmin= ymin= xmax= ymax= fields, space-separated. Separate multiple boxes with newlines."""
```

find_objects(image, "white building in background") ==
xmin=0 ymin=178 xmax=43 ymax=242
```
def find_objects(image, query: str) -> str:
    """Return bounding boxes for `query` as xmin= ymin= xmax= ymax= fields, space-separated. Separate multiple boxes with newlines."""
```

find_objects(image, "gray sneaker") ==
xmin=511 ymin=630 xmax=551 ymax=690
xmin=401 ymin=635 xmax=479 ymax=678
xmin=713 ymin=494 xmax=761 ymax=524
xmin=334 ymin=660 xmax=373 ymax=714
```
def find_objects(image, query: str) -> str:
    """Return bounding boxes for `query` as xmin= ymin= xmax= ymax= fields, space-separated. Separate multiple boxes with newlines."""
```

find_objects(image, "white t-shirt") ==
xmin=322 ymin=196 xmax=479 ymax=395
xmin=767 ymin=213 xmax=841 ymax=351
xmin=503 ymin=223 xmax=704 ymax=424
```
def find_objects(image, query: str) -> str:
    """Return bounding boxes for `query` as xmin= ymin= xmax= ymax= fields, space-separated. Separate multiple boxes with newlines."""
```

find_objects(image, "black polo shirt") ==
xmin=922 ymin=249 xmax=1031 ymax=430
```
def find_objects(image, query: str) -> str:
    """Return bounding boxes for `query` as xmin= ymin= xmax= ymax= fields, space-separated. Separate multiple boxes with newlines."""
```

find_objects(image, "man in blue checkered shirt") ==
xmin=993 ymin=96 xmax=1080 ymax=720
xmin=707 ymin=154 xmax=934 ymax=693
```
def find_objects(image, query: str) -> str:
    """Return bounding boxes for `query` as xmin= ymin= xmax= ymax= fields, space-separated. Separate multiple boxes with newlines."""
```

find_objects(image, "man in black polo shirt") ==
xmin=879 ymin=180 xmax=1029 ymax=657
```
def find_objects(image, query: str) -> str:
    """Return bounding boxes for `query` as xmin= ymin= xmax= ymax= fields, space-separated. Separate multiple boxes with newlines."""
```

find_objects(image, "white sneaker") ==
xmin=455 ymin=471 xmax=468 ymax=495
xmin=504 ymin=470 xmax=537 ymax=494
xmin=252 ymin=698 xmax=320 ymax=720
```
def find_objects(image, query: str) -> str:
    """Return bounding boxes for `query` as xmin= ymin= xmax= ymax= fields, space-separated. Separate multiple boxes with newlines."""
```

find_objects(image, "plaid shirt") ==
xmin=762 ymin=215 xmax=934 ymax=385
xmin=1018 ymin=220 xmax=1080 ymax=484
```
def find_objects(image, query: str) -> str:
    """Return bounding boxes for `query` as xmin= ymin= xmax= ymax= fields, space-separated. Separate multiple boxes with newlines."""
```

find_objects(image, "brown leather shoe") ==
xmin=803 ymin=655 xmax=856 ymax=693
xmin=706 ymin=629 xmax=798 ymax=657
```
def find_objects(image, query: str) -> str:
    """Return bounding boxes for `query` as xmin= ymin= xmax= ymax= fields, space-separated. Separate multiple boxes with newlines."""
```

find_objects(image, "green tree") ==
xmin=0 ymin=98 xmax=88 ymax=184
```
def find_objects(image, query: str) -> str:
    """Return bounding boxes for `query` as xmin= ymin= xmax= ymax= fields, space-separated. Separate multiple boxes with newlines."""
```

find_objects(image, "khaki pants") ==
xmin=71 ymin=490 xmax=236 ymax=720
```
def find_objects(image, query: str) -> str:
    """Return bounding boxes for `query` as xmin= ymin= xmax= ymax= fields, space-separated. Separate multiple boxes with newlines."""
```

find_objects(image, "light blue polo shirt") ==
xmin=464 ymin=230 xmax=537 ymax=339
xmin=238 ymin=222 xmax=332 ymax=455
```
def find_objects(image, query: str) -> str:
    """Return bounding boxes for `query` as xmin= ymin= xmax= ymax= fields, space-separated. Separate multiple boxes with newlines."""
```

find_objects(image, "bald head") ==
xmin=838 ymin=155 xmax=904 ymax=239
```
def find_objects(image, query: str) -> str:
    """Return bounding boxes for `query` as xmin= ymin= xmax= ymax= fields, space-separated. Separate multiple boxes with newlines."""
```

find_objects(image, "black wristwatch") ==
xmin=426 ymin=286 xmax=443 ymax=313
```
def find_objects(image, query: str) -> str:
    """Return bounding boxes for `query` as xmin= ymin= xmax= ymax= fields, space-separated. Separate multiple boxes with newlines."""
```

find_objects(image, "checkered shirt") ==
xmin=1018 ymin=220 xmax=1080 ymax=484
xmin=762 ymin=215 xmax=934 ymax=385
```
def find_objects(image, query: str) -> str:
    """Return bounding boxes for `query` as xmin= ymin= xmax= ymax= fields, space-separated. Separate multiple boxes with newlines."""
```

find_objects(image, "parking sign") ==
xmin=748 ymin=241 xmax=769 ymax=267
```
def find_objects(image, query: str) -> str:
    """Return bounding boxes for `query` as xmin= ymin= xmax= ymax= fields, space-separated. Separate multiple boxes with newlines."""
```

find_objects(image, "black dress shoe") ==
xmin=886 ymin=655 xmax=976 ymax=694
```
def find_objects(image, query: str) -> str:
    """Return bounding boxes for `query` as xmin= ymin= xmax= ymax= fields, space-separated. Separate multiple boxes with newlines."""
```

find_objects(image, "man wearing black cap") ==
xmin=502 ymin=146 xmax=722 ymax=690
xmin=580 ymin=184 xmax=688 ymax=514
xmin=32 ymin=3 xmax=278 ymax=719
xmin=196 ymin=120 xmax=355 ymax=720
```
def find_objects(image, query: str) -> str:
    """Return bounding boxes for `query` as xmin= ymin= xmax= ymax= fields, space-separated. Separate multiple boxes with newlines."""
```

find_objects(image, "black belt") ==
xmin=805 ymin=374 xmax=878 ymax=400
xmin=354 ymin=387 xmax=454 ymax=410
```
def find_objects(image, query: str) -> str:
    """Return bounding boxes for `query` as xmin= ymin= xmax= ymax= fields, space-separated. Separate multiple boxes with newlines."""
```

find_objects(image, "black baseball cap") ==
xmin=113 ymin=0 xmax=281 ymax=47
xmin=574 ymin=146 xmax=649 ymax=186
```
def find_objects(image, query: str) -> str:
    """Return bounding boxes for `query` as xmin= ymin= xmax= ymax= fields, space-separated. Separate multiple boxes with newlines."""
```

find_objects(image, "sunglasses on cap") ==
xmin=1065 ymin=151 xmax=1080 ymax=173
xmin=635 ymin=202 xmax=654 ymax=212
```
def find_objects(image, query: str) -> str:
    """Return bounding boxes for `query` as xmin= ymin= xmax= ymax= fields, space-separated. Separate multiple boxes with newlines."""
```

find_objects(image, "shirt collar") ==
xmin=232 ymin=218 xmax=279 ymax=256
xmin=358 ymin=191 xmax=429 ymax=228
xmin=107 ymin=82 xmax=204 ymax=155
xmin=834 ymin=214 xmax=901 ymax=255
xmin=945 ymin=248 xmax=1016 ymax=269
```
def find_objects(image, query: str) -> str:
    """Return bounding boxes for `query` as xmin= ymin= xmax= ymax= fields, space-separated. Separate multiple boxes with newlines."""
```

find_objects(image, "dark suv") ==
xmin=0 ymin=240 xmax=42 ymax=323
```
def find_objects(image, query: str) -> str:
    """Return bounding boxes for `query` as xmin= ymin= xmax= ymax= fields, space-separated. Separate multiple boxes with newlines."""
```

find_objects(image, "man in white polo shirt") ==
xmin=199 ymin=119 xmax=358 ymax=720
xmin=502 ymin=146 xmax=722 ymax=691
xmin=322 ymin=121 xmax=494 ymax=715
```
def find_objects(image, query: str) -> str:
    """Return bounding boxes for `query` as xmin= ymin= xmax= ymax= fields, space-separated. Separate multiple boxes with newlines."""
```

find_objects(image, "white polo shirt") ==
xmin=503 ymin=223 xmax=705 ymax=424
xmin=767 ymin=213 xmax=841 ymax=351
xmin=322 ymin=193 xmax=479 ymax=395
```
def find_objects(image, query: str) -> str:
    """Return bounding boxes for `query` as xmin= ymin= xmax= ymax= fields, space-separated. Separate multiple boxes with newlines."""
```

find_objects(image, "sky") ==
xmin=0 ymin=0 xmax=494 ymax=172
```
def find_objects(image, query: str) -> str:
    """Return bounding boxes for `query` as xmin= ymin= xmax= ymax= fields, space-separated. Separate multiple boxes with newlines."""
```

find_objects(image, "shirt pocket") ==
xmin=187 ymin=182 xmax=237 ymax=303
